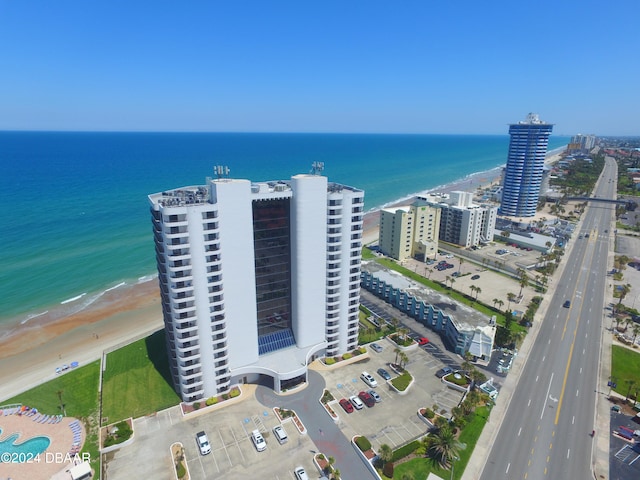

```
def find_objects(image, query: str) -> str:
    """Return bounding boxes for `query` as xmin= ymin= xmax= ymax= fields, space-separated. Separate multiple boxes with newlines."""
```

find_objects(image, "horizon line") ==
xmin=0 ymin=129 xmax=582 ymax=137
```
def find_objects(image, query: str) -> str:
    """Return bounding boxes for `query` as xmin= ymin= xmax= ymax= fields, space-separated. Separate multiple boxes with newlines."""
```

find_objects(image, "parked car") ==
xmin=370 ymin=342 xmax=383 ymax=353
xmin=294 ymin=466 xmax=310 ymax=480
xmin=251 ymin=429 xmax=267 ymax=452
xmin=272 ymin=425 xmax=288 ymax=444
xmin=436 ymin=367 xmax=453 ymax=378
xmin=418 ymin=337 xmax=429 ymax=345
xmin=368 ymin=389 xmax=382 ymax=403
xmin=349 ymin=395 xmax=364 ymax=410
xmin=377 ymin=368 xmax=392 ymax=381
xmin=471 ymin=274 xmax=480 ymax=280
xmin=358 ymin=391 xmax=375 ymax=408
xmin=339 ymin=398 xmax=354 ymax=413
xmin=361 ymin=371 xmax=378 ymax=388
xmin=196 ymin=431 xmax=211 ymax=455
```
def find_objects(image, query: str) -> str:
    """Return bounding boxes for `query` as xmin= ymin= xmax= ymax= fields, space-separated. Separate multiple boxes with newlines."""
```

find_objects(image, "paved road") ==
xmin=255 ymin=370 xmax=376 ymax=480
xmin=479 ymin=157 xmax=617 ymax=479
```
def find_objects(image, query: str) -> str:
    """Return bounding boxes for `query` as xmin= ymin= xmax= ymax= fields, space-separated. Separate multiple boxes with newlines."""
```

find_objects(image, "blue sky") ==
xmin=1 ymin=1 xmax=638 ymax=135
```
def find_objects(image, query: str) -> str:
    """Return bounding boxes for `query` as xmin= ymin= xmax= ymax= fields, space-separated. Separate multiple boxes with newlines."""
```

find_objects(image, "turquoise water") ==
xmin=0 ymin=427 xmax=51 ymax=457
xmin=0 ymin=132 xmax=569 ymax=327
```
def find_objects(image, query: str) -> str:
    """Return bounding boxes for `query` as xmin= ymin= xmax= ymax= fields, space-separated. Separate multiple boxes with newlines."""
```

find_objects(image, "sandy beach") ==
xmin=0 ymin=152 xmax=562 ymax=402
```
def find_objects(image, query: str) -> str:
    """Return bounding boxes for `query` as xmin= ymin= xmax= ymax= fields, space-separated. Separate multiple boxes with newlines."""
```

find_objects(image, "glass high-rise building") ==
xmin=499 ymin=113 xmax=554 ymax=217
xmin=149 ymin=171 xmax=364 ymax=402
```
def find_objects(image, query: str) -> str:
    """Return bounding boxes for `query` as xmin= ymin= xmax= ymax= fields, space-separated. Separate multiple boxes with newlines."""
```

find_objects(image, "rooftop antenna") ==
xmin=310 ymin=161 xmax=324 ymax=175
xmin=214 ymin=165 xmax=230 ymax=179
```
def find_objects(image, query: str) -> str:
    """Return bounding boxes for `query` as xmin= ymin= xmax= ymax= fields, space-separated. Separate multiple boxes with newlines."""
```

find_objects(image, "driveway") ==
xmin=255 ymin=370 xmax=376 ymax=480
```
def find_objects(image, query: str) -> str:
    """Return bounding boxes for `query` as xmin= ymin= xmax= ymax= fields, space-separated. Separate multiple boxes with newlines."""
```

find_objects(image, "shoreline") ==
xmin=0 ymin=148 xmax=564 ymax=401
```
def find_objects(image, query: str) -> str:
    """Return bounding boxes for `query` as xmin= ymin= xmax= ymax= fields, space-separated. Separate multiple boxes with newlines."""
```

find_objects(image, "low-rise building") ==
xmin=360 ymin=262 xmax=496 ymax=359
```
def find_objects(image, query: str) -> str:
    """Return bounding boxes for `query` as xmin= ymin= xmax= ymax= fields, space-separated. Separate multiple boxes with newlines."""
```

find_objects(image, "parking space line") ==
xmin=230 ymin=426 xmax=246 ymax=464
xmin=215 ymin=429 xmax=229 ymax=470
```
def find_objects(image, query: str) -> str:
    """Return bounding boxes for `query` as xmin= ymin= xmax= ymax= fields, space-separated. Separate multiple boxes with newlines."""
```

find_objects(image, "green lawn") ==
xmin=4 ymin=360 xmax=100 ymax=417
xmin=611 ymin=345 xmax=640 ymax=399
xmin=3 ymin=361 xmax=101 ymax=473
xmin=101 ymin=330 xmax=181 ymax=423
xmin=389 ymin=406 xmax=490 ymax=480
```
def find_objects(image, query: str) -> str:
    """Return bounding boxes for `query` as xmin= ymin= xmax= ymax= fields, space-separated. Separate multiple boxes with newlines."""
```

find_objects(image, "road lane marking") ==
xmin=518 ymin=427 xmax=522 ymax=436
xmin=555 ymin=335 xmax=576 ymax=425
xmin=506 ymin=463 xmax=510 ymax=474
xmin=541 ymin=372 xmax=555 ymax=420
xmin=567 ymin=449 xmax=570 ymax=458
xmin=536 ymin=375 xmax=539 ymax=382
xmin=572 ymin=416 xmax=575 ymax=424
xmin=576 ymin=389 xmax=579 ymax=397
xmin=528 ymin=398 xmax=531 ymax=407
xmin=543 ymin=355 xmax=545 ymax=362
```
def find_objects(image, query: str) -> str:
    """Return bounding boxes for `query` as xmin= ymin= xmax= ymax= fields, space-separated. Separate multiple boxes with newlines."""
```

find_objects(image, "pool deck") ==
xmin=0 ymin=410 xmax=85 ymax=480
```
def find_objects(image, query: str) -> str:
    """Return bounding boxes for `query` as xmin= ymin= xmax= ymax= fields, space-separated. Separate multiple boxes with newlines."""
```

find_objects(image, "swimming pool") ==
xmin=0 ymin=427 xmax=51 ymax=460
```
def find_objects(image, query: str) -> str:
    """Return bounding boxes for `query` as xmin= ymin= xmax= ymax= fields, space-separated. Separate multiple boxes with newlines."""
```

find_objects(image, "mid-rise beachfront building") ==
xmin=499 ymin=113 xmax=554 ymax=218
xmin=417 ymin=192 xmax=498 ymax=248
xmin=378 ymin=202 xmax=441 ymax=262
xmin=149 ymin=169 xmax=364 ymax=402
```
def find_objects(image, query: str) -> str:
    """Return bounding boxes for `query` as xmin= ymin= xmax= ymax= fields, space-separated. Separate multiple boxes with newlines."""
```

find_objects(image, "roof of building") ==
xmin=361 ymin=261 xmax=493 ymax=332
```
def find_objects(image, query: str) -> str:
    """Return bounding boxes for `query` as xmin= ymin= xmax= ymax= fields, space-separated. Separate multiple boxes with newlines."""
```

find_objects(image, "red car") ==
xmin=418 ymin=337 xmax=429 ymax=345
xmin=358 ymin=391 xmax=375 ymax=408
xmin=339 ymin=398 xmax=354 ymax=413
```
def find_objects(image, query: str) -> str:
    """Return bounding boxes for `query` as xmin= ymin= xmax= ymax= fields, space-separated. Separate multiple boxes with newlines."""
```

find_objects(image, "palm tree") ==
xmin=632 ymin=324 xmax=640 ymax=345
xmin=400 ymin=352 xmax=409 ymax=369
xmin=391 ymin=317 xmax=399 ymax=332
xmin=425 ymin=425 xmax=465 ymax=469
xmin=458 ymin=258 xmax=464 ymax=275
xmin=332 ymin=468 xmax=341 ymax=480
xmin=56 ymin=389 xmax=66 ymax=416
xmin=625 ymin=379 xmax=637 ymax=402
xmin=445 ymin=275 xmax=451 ymax=288
xmin=474 ymin=286 xmax=482 ymax=301
xmin=450 ymin=278 xmax=456 ymax=291
xmin=378 ymin=443 xmax=393 ymax=465
xmin=517 ymin=268 xmax=528 ymax=297
xmin=394 ymin=347 xmax=402 ymax=365
xmin=506 ymin=292 xmax=517 ymax=312
xmin=617 ymin=283 xmax=632 ymax=310
xmin=492 ymin=298 xmax=499 ymax=308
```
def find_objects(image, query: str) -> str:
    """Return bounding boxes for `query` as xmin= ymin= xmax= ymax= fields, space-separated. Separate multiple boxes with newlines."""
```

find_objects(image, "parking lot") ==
xmin=105 ymin=339 xmax=465 ymax=479
xmin=317 ymin=338 xmax=465 ymax=452
xmin=105 ymin=388 xmax=317 ymax=480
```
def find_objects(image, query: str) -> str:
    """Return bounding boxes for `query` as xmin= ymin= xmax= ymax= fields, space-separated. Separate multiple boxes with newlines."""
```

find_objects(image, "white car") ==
xmin=196 ymin=431 xmax=211 ymax=455
xmin=294 ymin=466 xmax=309 ymax=480
xmin=349 ymin=395 xmax=364 ymax=410
xmin=251 ymin=429 xmax=266 ymax=451
xmin=361 ymin=371 xmax=378 ymax=388
xmin=272 ymin=425 xmax=288 ymax=444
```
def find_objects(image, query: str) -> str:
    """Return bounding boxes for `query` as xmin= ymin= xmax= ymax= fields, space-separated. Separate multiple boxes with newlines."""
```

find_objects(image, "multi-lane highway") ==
xmin=480 ymin=156 xmax=617 ymax=479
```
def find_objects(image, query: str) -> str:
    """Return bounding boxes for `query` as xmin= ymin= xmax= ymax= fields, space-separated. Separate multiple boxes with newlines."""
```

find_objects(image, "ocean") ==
xmin=0 ymin=131 xmax=569 ymax=328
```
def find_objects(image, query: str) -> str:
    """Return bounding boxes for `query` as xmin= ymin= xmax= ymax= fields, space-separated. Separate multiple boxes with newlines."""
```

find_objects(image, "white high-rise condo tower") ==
xmin=149 ymin=169 xmax=364 ymax=401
